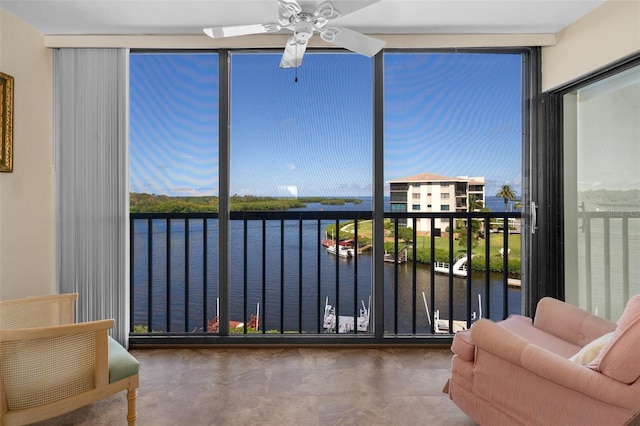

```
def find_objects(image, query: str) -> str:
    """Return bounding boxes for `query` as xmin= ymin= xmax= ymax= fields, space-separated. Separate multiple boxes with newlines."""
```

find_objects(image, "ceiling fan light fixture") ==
xmin=293 ymin=15 xmax=314 ymax=41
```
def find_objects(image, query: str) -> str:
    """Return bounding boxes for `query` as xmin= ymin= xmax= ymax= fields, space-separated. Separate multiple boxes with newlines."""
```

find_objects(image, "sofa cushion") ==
xmin=108 ymin=336 xmax=140 ymax=383
xmin=588 ymin=295 xmax=640 ymax=384
xmin=569 ymin=331 xmax=614 ymax=364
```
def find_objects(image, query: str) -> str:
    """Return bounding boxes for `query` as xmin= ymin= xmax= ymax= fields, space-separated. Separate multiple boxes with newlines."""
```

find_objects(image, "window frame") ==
xmin=128 ymin=46 xmax=539 ymax=343
xmin=542 ymin=52 xmax=640 ymax=310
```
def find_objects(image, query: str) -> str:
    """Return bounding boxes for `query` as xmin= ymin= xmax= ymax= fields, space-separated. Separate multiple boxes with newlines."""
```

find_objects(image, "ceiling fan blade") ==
xmin=321 ymin=0 xmax=382 ymax=18
xmin=320 ymin=26 xmax=385 ymax=57
xmin=280 ymin=37 xmax=308 ymax=68
xmin=203 ymin=23 xmax=279 ymax=38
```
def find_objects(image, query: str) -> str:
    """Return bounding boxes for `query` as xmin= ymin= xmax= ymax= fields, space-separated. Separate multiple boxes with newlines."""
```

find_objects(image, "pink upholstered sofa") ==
xmin=445 ymin=295 xmax=640 ymax=425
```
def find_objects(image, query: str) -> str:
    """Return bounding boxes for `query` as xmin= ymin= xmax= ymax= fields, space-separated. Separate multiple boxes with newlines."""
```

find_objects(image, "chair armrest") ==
xmin=0 ymin=319 xmax=114 ymax=342
xmin=0 ymin=293 xmax=78 ymax=328
xmin=534 ymin=297 xmax=616 ymax=347
xmin=451 ymin=329 xmax=475 ymax=362
xmin=0 ymin=319 xmax=114 ymax=411
xmin=471 ymin=319 xmax=529 ymax=365
xmin=471 ymin=319 xmax=639 ymax=410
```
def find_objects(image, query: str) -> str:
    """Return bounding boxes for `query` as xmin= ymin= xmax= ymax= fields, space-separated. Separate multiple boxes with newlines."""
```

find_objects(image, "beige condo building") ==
xmin=388 ymin=172 xmax=485 ymax=234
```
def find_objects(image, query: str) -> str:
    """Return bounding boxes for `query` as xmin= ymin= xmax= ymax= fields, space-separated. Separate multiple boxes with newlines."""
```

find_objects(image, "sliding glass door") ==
xmin=563 ymin=63 xmax=640 ymax=320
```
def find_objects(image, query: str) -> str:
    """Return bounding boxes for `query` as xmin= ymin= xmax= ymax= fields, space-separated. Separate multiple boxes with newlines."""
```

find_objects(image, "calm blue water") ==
xmin=132 ymin=196 xmax=521 ymax=333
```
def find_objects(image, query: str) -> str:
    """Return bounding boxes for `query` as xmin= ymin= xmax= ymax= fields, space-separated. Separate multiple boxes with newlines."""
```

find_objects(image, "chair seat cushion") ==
xmin=108 ymin=336 xmax=140 ymax=383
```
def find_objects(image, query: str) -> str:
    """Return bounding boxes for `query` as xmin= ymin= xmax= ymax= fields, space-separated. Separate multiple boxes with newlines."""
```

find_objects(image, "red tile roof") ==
xmin=388 ymin=173 xmax=485 ymax=185
xmin=388 ymin=172 xmax=453 ymax=182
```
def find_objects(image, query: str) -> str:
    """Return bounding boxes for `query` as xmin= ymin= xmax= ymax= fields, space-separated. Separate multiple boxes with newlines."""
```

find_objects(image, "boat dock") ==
xmin=384 ymin=247 xmax=408 ymax=263
xmin=433 ymin=254 xmax=469 ymax=277
xmin=323 ymin=296 xmax=371 ymax=333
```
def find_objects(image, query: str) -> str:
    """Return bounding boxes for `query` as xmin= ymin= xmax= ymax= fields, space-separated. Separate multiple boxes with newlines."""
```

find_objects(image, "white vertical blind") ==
xmin=54 ymin=48 xmax=130 ymax=346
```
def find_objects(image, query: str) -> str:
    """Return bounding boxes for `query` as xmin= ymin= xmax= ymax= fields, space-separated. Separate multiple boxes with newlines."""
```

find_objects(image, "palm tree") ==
xmin=496 ymin=185 xmax=517 ymax=212
xmin=468 ymin=194 xmax=484 ymax=212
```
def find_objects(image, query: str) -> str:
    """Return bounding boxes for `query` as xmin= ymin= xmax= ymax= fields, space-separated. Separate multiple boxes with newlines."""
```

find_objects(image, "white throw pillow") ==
xmin=569 ymin=332 xmax=615 ymax=365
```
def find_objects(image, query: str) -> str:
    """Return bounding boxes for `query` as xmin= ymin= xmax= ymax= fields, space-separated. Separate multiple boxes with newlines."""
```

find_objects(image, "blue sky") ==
xmin=129 ymin=51 xmax=522 ymax=199
xmin=129 ymin=53 xmax=220 ymax=197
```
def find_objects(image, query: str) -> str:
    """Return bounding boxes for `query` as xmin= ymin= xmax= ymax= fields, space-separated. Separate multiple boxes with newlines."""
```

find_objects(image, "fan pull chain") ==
xmin=295 ymin=42 xmax=298 ymax=83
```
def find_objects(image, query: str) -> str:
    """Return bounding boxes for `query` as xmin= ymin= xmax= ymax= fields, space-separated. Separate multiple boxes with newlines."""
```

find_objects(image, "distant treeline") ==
xmin=130 ymin=193 xmax=361 ymax=213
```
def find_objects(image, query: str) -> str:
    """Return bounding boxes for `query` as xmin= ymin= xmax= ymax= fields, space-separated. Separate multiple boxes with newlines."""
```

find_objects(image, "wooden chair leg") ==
xmin=127 ymin=388 xmax=138 ymax=426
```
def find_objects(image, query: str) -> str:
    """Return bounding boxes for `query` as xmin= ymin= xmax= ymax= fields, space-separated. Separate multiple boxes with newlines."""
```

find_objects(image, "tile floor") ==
xmin=33 ymin=347 xmax=476 ymax=426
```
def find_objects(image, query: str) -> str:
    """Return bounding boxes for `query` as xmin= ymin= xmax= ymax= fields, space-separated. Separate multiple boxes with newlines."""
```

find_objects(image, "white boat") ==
xmin=433 ymin=254 xmax=469 ymax=277
xmin=323 ymin=296 xmax=370 ymax=333
xmin=326 ymin=244 xmax=353 ymax=258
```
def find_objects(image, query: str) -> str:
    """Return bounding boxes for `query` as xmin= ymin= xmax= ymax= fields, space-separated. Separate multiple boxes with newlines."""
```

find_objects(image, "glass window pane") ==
xmin=130 ymin=53 xmax=219 ymax=197
xmin=230 ymin=52 xmax=372 ymax=200
xmin=384 ymin=52 xmax=524 ymax=331
xmin=229 ymin=52 xmax=373 ymax=333
xmin=563 ymin=64 xmax=640 ymax=320
xmin=129 ymin=53 xmax=219 ymax=333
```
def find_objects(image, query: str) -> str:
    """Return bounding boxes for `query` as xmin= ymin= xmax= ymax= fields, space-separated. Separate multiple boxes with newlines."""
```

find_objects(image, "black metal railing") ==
xmin=130 ymin=210 xmax=522 ymax=344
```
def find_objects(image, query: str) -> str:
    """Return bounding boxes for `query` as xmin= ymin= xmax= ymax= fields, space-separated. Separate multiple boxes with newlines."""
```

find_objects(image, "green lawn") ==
xmin=334 ymin=220 xmax=520 ymax=257
xmin=421 ymin=232 xmax=521 ymax=259
xmin=335 ymin=219 xmax=521 ymax=275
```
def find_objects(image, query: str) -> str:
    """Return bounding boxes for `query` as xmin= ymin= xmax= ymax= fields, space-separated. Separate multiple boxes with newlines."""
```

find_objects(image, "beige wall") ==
xmin=0 ymin=0 xmax=636 ymax=300
xmin=0 ymin=10 xmax=55 ymax=299
xmin=542 ymin=0 xmax=640 ymax=91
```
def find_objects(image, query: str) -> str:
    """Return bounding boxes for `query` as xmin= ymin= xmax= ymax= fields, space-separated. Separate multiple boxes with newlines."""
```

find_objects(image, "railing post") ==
xmin=466 ymin=212 xmax=472 ymax=328
xmin=503 ymin=216 xmax=509 ymax=319
xmin=411 ymin=219 xmax=417 ymax=335
xmin=166 ymin=219 xmax=171 ymax=332
xmin=484 ymin=217 xmax=491 ymax=319
xmin=184 ymin=219 xmax=190 ymax=332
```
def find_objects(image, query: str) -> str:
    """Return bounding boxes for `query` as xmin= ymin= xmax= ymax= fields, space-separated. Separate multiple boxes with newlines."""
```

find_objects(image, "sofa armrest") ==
xmin=534 ymin=297 xmax=616 ymax=347
xmin=471 ymin=319 xmax=639 ymax=411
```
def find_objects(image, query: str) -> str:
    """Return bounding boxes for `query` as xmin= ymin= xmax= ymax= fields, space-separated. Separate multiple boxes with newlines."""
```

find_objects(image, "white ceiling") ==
xmin=1 ymin=0 xmax=606 ymax=36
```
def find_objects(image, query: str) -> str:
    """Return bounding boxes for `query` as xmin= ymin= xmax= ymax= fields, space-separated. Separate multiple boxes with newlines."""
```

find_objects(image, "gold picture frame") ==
xmin=1 ymin=72 xmax=14 ymax=172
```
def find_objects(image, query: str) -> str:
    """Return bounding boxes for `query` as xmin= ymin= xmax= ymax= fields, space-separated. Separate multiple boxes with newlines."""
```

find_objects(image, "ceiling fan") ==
xmin=203 ymin=0 xmax=385 ymax=68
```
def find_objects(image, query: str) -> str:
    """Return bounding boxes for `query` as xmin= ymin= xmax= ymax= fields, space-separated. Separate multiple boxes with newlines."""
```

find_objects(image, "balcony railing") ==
xmin=129 ymin=210 xmax=522 ymax=345
xmin=577 ymin=209 xmax=640 ymax=320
